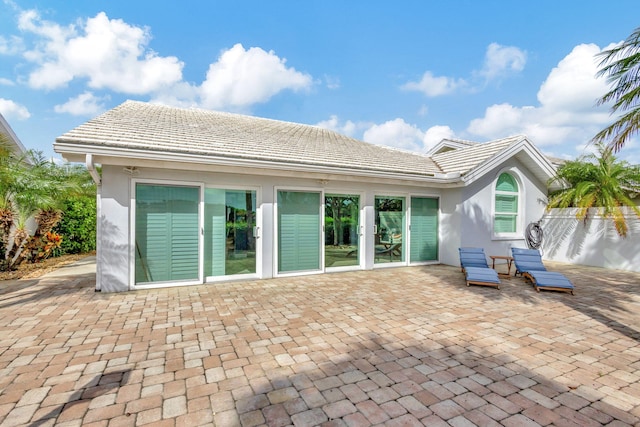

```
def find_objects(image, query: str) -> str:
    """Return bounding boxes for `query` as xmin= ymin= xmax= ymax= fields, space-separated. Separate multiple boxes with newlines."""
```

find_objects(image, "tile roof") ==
xmin=431 ymin=135 xmax=526 ymax=175
xmin=55 ymin=101 xmax=442 ymax=178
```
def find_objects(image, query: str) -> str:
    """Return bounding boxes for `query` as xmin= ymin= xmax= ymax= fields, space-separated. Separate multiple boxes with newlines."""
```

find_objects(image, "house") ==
xmin=54 ymin=101 xmax=559 ymax=292
xmin=0 ymin=112 xmax=27 ymax=158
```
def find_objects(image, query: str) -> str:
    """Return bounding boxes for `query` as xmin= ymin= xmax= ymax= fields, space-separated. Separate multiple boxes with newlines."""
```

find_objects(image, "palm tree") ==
xmin=593 ymin=26 xmax=640 ymax=152
xmin=0 ymin=140 xmax=93 ymax=269
xmin=0 ymin=136 xmax=16 ymax=259
xmin=547 ymin=143 xmax=640 ymax=237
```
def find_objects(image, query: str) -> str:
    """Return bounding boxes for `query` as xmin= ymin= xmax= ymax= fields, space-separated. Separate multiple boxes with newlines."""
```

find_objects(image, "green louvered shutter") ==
xmin=135 ymin=184 xmax=199 ymax=283
xmin=278 ymin=191 xmax=321 ymax=273
xmin=494 ymin=173 xmax=518 ymax=233
xmin=410 ymin=197 xmax=438 ymax=262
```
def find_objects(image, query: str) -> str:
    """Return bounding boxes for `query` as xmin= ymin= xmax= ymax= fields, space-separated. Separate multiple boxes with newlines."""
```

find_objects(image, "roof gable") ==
xmin=431 ymin=135 xmax=524 ymax=175
xmin=429 ymin=135 xmax=558 ymax=188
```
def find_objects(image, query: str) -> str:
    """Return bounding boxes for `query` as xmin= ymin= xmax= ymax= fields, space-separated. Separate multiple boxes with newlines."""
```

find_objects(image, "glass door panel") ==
xmin=325 ymin=194 xmax=360 ymax=268
xmin=135 ymin=184 xmax=200 ymax=284
xmin=278 ymin=191 xmax=321 ymax=273
xmin=410 ymin=197 xmax=438 ymax=262
xmin=374 ymin=196 xmax=405 ymax=264
xmin=204 ymin=189 xmax=257 ymax=278
xmin=225 ymin=190 xmax=257 ymax=275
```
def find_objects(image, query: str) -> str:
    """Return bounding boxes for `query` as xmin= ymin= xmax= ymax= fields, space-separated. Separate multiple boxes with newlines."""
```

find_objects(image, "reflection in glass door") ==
xmin=325 ymin=194 xmax=360 ymax=268
xmin=374 ymin=196 xmax=405 ymax=264
xmin=204 ymin=189 xmax=257 ymax=279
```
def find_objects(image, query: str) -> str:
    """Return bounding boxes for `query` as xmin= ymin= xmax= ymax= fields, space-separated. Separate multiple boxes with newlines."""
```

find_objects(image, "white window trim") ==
xmin=491 ymin=169 xmax=524 ymax=240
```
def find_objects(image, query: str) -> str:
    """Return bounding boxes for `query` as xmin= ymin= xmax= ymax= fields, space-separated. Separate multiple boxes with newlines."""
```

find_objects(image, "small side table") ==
xmin=490 ymin=255 xmax=514 ymax=276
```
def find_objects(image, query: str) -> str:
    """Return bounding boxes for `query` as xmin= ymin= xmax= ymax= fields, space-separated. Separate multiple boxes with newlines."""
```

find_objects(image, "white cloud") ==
xmin=324 ymin=75 xmax=340 ymax=90
xmin=54 ymin=91 xmax=107 ymax=116
xmin=402 ymin=43 xmax=526 ymax=97
xmin=20 ymin=10 xmax=184 ymax=94
xmin=423 ymin=125 xmax=455 ymax=150
xmin=362 ymin=118 xmax=425 ymax=151
xmin=401 ymin=71 xmax=466 ymax=97
xmin=467 ymin=43 xmax=613 ymax=152
xmin=478 ymin=43 xmax=527 ymax=80
xmin=315 ymin=115 xmax=358 ymax=137
xmin=0 ymin=35 xmax=24 ymax=55
xmin=199 ymin=43 xmax=313 ymax=109
xmin=0 ymin=98 xmax=30 ymax=119
xmin=13 ymin=10 xmax=315 ymax=111
xmin=0 ymin=78 xmax=14 ymax=86
xmin=537 ymin=43 xmax=611 ymax=115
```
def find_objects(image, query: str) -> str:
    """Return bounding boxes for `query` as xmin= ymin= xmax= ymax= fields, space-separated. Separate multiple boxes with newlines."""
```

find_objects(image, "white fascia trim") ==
xmin=0 ymin=113 xmax=27 ymax=155
xmin=54 ymin=142 xmax=464 ymax=186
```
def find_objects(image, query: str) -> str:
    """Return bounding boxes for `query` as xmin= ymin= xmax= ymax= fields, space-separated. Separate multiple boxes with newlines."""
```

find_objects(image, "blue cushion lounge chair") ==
xmin=458 ymin=248 xmax=501 ymax=289
xmin=511 ymin=248 xmax=575 ymax=295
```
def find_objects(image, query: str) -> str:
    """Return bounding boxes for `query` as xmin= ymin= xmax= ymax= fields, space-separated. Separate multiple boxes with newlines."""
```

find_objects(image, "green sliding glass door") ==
xmin=278 ymin=190 xmax=321 ymax=273
xmin=135 ymin=184 xmax=200 ymax=284
xmin=204 ymin=189 xmax=257 ymax=278
xmin=410 ymin=197 xmax=438 ymax=262
xmin=375 ymin=196 xmax=405 ymax=264
xmin=325 ymin=194 xmax=360 ymax=268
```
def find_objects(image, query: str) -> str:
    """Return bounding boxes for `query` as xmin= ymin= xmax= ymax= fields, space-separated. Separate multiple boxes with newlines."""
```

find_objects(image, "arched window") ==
xmin=494 ymin=173 xmax=519 ymax=234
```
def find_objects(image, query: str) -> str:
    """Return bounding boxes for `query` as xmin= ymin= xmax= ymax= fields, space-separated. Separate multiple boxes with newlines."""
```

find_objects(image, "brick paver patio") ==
xmin=0 ymin=262 xmax=639 ymax=426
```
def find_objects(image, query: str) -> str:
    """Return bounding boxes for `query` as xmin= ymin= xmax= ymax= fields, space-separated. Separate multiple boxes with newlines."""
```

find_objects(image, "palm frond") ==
xmin=594 ymin=27 xmax=640 ymax=152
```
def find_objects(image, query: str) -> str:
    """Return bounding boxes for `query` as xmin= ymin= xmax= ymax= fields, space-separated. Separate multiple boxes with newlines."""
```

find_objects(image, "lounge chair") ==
xmin=376 ymin=242 xmax=402 ymax=259
xmin=458 ymin=248 xmax=501 ymax=289
xmin=511 ymin=248 xmax=575 ymax=295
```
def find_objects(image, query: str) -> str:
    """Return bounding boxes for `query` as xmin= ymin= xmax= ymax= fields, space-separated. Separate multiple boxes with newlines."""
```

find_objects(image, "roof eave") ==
xmin=54 ymin=142 xmax=463 ymax=187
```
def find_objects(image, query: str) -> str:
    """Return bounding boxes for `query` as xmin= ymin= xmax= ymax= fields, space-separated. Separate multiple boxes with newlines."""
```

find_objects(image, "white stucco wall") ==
xmin=97 ymin=165 xmax=449 ymax=292
xmin=541 ymin=208 xmax=640 ymax=272
xmin=456 ymin=159 xmax=549 ymax=260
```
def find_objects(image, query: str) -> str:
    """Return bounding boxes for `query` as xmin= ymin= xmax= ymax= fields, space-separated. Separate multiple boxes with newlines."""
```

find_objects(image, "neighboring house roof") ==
xmin=54 ymin=101 xmax=558 ymax=188
xmin=0 ymin=112 xmax=27 ymax=158
xmin=55 ymin=100 xmax=442 ymax=180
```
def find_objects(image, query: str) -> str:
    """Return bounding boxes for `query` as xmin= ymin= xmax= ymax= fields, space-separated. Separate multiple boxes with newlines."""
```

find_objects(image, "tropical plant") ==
xmin=0 ymin=136 xmax=95 ymax=270
xmin=547 ymin=143 xmax=640 ymax=237
xmin=593 ymin=26 xmax=640 ymax=152
xmin=53 ymin=195 xmax=96 ymax=255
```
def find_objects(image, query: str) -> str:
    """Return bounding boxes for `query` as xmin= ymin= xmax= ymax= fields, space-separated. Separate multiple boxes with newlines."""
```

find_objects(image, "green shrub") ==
xmin=53 ymin=196 xmax=96 ymax=255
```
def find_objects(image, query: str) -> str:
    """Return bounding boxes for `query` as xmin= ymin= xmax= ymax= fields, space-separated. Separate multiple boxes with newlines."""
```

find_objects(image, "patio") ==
xmin=0 ymin=262 xmax=639 ymax=426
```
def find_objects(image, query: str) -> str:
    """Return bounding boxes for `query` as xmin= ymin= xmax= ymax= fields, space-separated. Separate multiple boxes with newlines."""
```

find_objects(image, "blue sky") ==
xmin=1 ymin=0 xmax=640 ymax=163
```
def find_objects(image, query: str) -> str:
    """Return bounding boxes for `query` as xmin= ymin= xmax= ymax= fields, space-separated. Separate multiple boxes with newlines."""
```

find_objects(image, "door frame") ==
xmin=324 ymin=190 xmax=365 ymax=273
xmin=373 ymin=193 xmax=408 ymax=268
xmin=203 ymin=184 xmax=262 ymax=283
xmin=129 ymin=178 xmax=204 ymax=290
xmin=273 ymin=186 xmax=324 ymax=278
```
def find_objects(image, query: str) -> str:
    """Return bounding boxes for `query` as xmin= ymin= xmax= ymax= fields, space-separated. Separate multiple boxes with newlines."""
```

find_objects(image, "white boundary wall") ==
xmin=541 ymin=207 xmax=640 ymax=273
